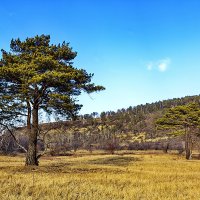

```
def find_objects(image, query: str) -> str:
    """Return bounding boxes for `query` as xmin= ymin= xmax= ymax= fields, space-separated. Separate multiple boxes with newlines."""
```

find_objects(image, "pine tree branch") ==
xmin=0 ymin=123 xmax=27 ymax=153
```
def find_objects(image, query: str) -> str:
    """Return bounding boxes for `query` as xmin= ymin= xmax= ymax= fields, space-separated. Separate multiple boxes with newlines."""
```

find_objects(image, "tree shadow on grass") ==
xmin=0 ymin=162 xmax=73 ymax=174
xmin=89 ymin=156 xmax=141 ymax=166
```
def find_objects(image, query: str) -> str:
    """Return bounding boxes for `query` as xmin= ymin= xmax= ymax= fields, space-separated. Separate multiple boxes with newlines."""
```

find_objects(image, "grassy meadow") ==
xmin=0 ymin=151 xmax=200 ymax=200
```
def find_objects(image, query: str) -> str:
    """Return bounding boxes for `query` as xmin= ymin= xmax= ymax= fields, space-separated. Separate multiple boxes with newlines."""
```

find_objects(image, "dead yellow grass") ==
xmin=0 ymin=152 xmax=200 ymax=200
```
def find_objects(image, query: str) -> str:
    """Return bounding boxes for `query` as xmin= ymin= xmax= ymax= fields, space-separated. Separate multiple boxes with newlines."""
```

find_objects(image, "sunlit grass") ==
xmin=0 ymin=151 xmax=200 ymax=199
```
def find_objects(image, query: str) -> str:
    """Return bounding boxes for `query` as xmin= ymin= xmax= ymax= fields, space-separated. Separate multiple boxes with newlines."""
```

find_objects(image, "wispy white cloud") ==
xmin=146 ymin=58 xmax=171 ymax=72
xmin=158 ymin=58 xmax=171 ymax=72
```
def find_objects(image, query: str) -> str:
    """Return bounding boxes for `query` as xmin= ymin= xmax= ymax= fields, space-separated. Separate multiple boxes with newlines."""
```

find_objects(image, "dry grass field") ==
xmin=0 ymin=151 xmax=200 ymax=200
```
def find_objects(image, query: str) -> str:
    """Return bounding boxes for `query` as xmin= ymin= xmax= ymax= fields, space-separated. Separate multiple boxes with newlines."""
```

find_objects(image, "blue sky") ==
xmin=1 ymin=0 xmax=200 ymax=114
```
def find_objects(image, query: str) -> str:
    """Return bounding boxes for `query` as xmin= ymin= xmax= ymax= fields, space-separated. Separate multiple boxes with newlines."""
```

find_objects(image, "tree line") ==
xmin=1 ymin=94 xmax=200 ymax=160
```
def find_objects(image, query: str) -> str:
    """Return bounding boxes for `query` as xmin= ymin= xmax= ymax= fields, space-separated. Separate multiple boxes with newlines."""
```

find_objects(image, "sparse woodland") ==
xmin=1 ymin=90 xmax=200 ymax=160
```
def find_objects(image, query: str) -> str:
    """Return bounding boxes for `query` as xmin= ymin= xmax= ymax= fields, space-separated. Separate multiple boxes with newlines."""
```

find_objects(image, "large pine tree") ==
xmin=0 ymin=35 xmax=105 ymax=165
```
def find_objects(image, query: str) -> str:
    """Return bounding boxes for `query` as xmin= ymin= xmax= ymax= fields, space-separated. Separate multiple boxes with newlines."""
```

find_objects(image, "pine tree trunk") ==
xmin=185 ymin=127 xmax=192 ymax=160
xmin=185 ymin=148 xmax=192 ymax=160
xmin=25 ymin=106 xmax=39 ymax=166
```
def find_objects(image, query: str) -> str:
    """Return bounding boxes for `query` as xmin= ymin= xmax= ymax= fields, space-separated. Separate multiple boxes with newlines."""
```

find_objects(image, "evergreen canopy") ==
xmin=156 ymin=102 xmax=200 ymax=130
xmin=0 ymin=34 xmax=105 ymax=119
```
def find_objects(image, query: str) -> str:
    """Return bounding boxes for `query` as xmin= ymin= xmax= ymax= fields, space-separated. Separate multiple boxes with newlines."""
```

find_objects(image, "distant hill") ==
xmin=2 ymin=95 xmax=200 ymax=154
xmin=80 ymin=94 xmax=200 ymax=137
xmin=43 ymin=94 xmax=200 ymax=153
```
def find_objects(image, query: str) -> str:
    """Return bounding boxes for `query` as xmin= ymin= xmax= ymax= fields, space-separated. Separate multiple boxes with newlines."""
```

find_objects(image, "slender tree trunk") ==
xmin=25 ymin=106 xmax=39 ymax=166
xmin=185 ymin=126 xmax=192 ymax=160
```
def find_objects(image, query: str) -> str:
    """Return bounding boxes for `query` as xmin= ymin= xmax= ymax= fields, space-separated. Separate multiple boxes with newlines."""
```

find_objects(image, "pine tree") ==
xmin=0 ymin=35 xmax=105 ymax=165
xmin=156 ymin=103 xmax=200 ymax=159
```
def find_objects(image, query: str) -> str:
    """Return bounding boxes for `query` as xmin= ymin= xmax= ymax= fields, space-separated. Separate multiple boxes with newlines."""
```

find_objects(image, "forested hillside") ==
xmin=1 ymin=95 xmax=200 ymax=155
xmin=80 ymin=94 xmax=200 ymax=138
